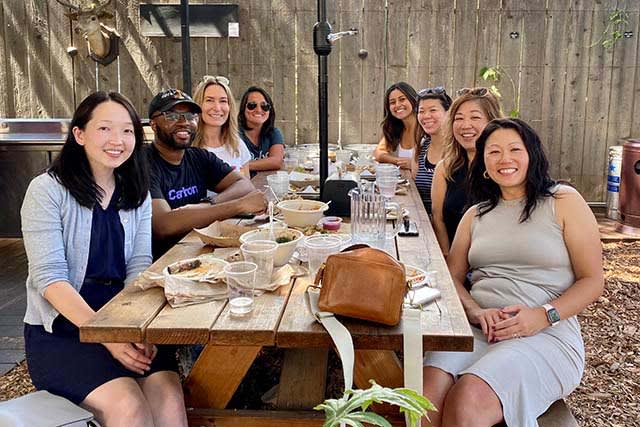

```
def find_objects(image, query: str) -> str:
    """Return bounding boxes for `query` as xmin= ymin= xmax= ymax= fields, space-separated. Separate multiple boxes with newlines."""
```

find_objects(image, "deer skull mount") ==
xmin=55 ymin=0 xmax=120 ymax=66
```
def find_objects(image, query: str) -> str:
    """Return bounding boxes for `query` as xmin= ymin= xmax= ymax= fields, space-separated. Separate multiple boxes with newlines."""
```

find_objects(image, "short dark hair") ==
xmin=49 ymin=91 xmax=149 ymax=210
xmin=416 ymin=87 xmax=452 ymax=111
xmin=238 ymin=86 xmax=276 ymax=137
xmin=381 ymin=82 xmax=419 ymax=152
xmin=468 ymin=118 xmax=556 ymax=222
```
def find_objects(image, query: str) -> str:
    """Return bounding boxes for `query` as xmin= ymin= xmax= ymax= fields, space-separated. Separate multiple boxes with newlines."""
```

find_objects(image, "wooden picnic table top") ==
xmin=80 ymin=170 xmax=473 ymax=352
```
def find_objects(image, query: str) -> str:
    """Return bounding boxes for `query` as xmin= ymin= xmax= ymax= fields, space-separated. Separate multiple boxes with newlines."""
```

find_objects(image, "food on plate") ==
xmin=168 ymin=259 xmax=201 ymax=275
xmin=405 ymin=265 xmax=428 ymax=288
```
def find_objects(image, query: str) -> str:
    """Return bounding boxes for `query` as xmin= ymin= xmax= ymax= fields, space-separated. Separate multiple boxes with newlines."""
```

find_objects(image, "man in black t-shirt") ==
xmin=146 ymin=88 xmax=266 ymax=257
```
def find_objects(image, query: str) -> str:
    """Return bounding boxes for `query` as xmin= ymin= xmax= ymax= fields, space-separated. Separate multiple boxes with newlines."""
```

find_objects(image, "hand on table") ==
xmin=491 ymin=305 xmax=548 ymax=342
xmin=238 ymin=190 xmax=268 ymax=214
xmin=103 ymin=342 xmax=156 ymax=375
xmin=396 ymin=158 xmax=412 ymax=169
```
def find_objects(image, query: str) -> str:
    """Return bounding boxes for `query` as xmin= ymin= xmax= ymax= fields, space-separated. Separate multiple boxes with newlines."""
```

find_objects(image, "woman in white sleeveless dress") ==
xmin=422 ymin=118 xmax=603 ymax=427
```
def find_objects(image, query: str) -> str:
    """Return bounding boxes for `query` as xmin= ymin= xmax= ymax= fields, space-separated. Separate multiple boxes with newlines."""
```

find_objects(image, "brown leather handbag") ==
xmin=313 ymin=244 xmax=407 ymax=326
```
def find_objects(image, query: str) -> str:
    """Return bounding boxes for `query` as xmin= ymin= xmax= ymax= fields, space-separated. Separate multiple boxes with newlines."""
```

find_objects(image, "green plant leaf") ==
xmin=509 ymin=109 xmax=520 ymax=118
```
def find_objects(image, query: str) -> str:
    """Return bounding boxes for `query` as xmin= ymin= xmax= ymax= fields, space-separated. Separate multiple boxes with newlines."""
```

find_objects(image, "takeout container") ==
xmin=289 ymin=171 xmax=320 ymax=188
xmin=193 ymin=221 xmax=256 ymax=247
xmin=276 ymin=200 xmax=329 ymax=227
xmin=239 ymin=227 xmax=304 ymax=266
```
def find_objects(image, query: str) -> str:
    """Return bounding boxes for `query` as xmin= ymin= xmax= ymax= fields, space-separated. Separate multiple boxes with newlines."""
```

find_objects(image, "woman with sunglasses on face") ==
xmin=414 ymin=87 xmax=452 ymax=215
xmin=21 ymin=92 xmax=187 ymax=427
xmin=373 ymin=82 xmax=421 ymax=169
xmin=192 ymin=75 xmax=253 ymax=177
xmin=431 ymin=88 xmax=503 ymax=257
xmin=238 ymin=86 xmax=285 ymax=173
xmin=423 ymin=119 xmax=603 ymax=427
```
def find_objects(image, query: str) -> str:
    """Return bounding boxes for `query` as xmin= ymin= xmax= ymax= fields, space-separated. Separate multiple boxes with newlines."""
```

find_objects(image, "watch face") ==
xmin=548 ymin=308 xmax=561 ymax=324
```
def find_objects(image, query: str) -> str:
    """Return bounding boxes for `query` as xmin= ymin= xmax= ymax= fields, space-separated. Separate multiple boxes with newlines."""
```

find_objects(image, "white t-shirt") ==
xmin=205 ymin=137 xmax=252 ymax=171
xmin=204 ymin=137 xmax=252 ymax=200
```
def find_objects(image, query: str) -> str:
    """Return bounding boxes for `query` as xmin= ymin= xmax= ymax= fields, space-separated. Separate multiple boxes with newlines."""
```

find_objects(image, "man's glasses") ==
xmin=246 ymin=101 xmax=271 ymax=112
xmin=455 ymin=87 xmax=489 ymax=97
xmin=418 ymin=86 xmax=446 ymax=97
xmin=154 ymin=111 xmax=199 ymax=122
xmin=202 ymin=75 xmax=230 ymax=86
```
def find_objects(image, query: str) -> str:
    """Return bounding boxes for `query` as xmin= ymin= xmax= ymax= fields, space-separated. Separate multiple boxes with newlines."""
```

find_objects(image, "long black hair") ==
xmin=238 ymin=86 xmax=276 ymax=137
xmin=381 ymin=82 xmax=419 ymax=152
xmin=48 ymin=91 xmax=149 ymax=210
xmin=468 ymin=118 xmax=556 ymax=222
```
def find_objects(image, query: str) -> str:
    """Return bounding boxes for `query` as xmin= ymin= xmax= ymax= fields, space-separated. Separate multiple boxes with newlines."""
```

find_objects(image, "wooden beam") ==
xmin=276 ymin=348 xmax=328 ymax=409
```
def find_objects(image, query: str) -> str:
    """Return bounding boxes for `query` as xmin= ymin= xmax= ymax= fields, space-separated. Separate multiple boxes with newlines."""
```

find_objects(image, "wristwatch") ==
xmin=543 ymin=304 xmax=561 ymax=326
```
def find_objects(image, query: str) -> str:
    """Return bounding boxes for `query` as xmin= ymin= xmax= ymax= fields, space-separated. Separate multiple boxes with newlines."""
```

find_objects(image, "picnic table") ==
xmin=80 ymin=170 xmax=473 ymax=426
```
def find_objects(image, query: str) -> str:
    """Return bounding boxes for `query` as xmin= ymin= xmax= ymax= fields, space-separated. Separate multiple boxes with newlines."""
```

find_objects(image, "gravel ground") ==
xmin=1 ymin=241 xmax=638 ymax=426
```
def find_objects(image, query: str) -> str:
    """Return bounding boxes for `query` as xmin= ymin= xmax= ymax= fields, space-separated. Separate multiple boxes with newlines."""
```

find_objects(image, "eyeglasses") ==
xmin=153 ymin=111 xmax=199 ymax=122
xmin=202 ymin=75 xmax=230 ymax=86
xmin=455 ymin=87 xmax=489 ymax=97
xmin=246 ymin=101 xmax=271 ymax=112
xmin=418 ymin=87 xmax=446 ymax=97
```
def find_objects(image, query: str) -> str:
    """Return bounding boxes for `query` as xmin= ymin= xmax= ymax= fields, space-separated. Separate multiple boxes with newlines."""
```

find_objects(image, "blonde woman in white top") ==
xmin=192 ymin=76 xmax=251 ymax=176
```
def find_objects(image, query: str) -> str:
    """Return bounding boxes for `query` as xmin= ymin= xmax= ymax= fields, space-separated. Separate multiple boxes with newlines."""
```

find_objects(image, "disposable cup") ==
xmin=224 ymin=261 xmax=257 ymax=316
xmin=304 ymin=235 xmax=342 ymax=277
xmin=240 ymin=240 xmax=278 ymax=288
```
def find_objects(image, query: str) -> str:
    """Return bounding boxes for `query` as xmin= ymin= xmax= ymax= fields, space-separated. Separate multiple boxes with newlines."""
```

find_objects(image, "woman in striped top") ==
xmin=413 ymin=87 xmax=452 ymax=215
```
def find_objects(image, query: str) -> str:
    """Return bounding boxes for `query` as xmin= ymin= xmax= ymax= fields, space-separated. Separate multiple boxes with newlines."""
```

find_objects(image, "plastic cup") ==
xmin=240 ymin=240 xmax=278 ymax=288
xmin=335 ymin=150 xmax=352 ymax=164
xmin=283 ymin=157 xmax=299 ymax=172
xmin=267 ymin=173 xmax=289 ymax=198
xmin=224 ymin=261 xmax=257 ymax=316
xmin=376 ymin=176 xmax=398 ymax=198
xmin=304 ymin=235 xmax=342 ymax=277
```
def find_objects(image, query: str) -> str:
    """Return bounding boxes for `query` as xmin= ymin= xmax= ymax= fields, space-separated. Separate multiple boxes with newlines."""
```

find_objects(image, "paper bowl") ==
xmin=239 ymin=228 xmax=304 ymax=266
xmin=193 ymin=221 xmax=256 ymax=247
xmin=276 ymin=200 xmax=329 ymax=227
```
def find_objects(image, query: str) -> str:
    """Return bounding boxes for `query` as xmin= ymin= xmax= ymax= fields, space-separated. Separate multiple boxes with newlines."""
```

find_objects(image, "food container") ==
xmin=239 ymin=227 xmax=304 ymax=266
xmin=318 ymin=216 xmax=343 ymax=231
xmin=276 ymin=200 xmax=329 ymax=227
xmin=193 ymin=221 xmax=256 ymax=247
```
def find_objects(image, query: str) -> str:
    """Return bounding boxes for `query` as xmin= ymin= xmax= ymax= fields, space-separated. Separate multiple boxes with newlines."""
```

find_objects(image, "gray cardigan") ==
xmin=21 ymin=173 xmax=152 ymax=333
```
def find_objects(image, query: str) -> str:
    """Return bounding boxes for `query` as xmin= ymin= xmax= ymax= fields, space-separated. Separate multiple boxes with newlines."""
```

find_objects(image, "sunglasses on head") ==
xmin=418 ymin=86 xmax=447 ymax=97
xmin=455 ymin=87 xmax=489 ymax=97
xmin=202 ymin=75 xmax=230 ymax=86
xmin=154 ymin=111 xmax=199 ymax=122
xmin=246 ymin=101 xmax=271 ymax=112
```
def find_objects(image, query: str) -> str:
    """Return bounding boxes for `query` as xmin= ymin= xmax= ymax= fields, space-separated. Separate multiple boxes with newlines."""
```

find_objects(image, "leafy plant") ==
xmin=479 ymin=65 xmax=520 ymax=118
xmin=591 ymin=9 xmax=629 ymax=50
xmin=314 ymin=380 xmax=436 ymax=427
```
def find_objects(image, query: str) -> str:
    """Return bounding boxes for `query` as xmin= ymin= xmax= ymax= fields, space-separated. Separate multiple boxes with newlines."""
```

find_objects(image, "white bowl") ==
xmin=276 ymin=200 xmax=329 ymax=227
xmin=239 ymin=228 xmax=304 ymax=266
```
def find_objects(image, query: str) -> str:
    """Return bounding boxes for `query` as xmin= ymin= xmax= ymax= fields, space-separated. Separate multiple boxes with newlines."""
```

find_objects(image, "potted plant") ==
xmin=315 ymin=380 xmax=435 ymax=427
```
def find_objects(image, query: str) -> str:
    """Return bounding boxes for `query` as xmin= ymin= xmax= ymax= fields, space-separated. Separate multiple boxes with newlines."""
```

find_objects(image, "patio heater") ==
xmin=313 ymin=1 xmax=357 ymax=199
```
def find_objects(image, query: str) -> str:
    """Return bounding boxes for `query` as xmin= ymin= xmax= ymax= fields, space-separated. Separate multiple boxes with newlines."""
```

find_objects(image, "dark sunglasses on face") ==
xmin=154 ymin=111 xmax=199 ymax=122
xmin=246 ymin=101 xmax=271 ymax=112
xmin=455 ymin=87 xmax=489 ymax=97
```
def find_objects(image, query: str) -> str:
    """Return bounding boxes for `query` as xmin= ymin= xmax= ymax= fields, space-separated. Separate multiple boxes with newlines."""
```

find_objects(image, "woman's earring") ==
xmin=483 ymin=170 xmax=490 ymax=179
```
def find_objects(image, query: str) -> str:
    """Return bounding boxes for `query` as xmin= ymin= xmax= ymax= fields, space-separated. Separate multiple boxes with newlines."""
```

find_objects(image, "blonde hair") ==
xmin=192 ymin=76 xmax=241 ymax=155
xmin=442 ymin=88 xmax=504 ymax=181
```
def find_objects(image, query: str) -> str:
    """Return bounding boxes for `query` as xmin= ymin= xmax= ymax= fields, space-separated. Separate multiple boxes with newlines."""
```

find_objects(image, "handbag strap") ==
xmin=305 ymin=286 xmax=424 ymax=427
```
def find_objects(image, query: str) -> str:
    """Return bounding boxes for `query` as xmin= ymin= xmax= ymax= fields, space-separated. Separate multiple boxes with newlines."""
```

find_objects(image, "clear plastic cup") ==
xmin=224 ymin=261 xmax=257 ymax=316
xmin=304 ymin=235 xmax=342 ymax=277
xmin=240 ymin=240 xmax=278 ymax=288
xmin=335 ymin=150 xmax=352 ymax=164
xmin=283 ymin=157 xmax=299 ymax=172
xmin=376 ymin=176 xmax=398 ymax=198
xmin=267 ymin=173 xmax=289 ymax=198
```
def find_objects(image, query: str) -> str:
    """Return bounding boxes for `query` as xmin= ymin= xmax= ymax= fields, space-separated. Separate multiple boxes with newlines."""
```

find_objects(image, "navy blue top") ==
xmin=84 ymin=188 xmax=126 ymax=285
xmin=415 ymin=135 xmax=436 ymax=215
xmin=240 ymin=127 xmax=285 ymax=160
xmin=443 ymin=164 xmax=469 ymax=244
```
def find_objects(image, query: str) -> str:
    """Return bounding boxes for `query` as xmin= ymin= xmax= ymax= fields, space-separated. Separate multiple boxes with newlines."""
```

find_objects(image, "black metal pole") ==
xmin=180 ymin=0 xmax=192 ymax=94
xmin=315 ymin=0 xmax=330 ymax=199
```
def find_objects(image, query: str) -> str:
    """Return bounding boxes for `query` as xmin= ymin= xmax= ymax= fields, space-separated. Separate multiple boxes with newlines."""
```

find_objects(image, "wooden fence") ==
xmin=1 ymin=0 xmax=639 ymax=201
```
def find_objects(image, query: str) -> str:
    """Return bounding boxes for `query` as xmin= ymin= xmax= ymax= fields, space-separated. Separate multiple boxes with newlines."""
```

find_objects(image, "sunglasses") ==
xmin=202 ymin=75 xmax=230 ymax=86
xmin=455 ymin=87 xmax=489 ymax=97
xmin=418 ymin=86 xmax=447 ymax=97
xmin=246 ymin=101 xmax=271 ymax=112
xmin=154 ymin=111 xmax=199 ymax=122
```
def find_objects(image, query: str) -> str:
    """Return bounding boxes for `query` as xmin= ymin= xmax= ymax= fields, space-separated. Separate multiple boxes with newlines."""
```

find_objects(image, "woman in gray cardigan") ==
xmin=21 ymin=92 xmax=187 ymax=427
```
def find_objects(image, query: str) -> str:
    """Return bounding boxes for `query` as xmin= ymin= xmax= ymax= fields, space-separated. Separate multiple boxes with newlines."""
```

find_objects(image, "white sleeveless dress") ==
xmin=423 ymin=186 xmax=585 ymax=427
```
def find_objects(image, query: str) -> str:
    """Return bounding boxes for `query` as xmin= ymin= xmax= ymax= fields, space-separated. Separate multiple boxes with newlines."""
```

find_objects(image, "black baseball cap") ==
xmin=148 ymin=88 xmax=202 ymax=118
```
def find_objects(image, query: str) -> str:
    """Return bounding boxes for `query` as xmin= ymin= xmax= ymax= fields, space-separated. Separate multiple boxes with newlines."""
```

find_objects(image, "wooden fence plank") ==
xmin=48 ymin=1 xmax=75 ymax=116
xmin=0 ymin=1 xmax=11 ymax=117
xmin=272 ymin=1 xmax=296 ymax=145
xmin=451 ymin=0 xmax=478 ymax=92
xmin=360 ymin=7 xmax=386 ymax=144
xmin=26 ymin=0 xmax=53 ymax=117
xmin=4 ymin=1 xmax=30 ymax=117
